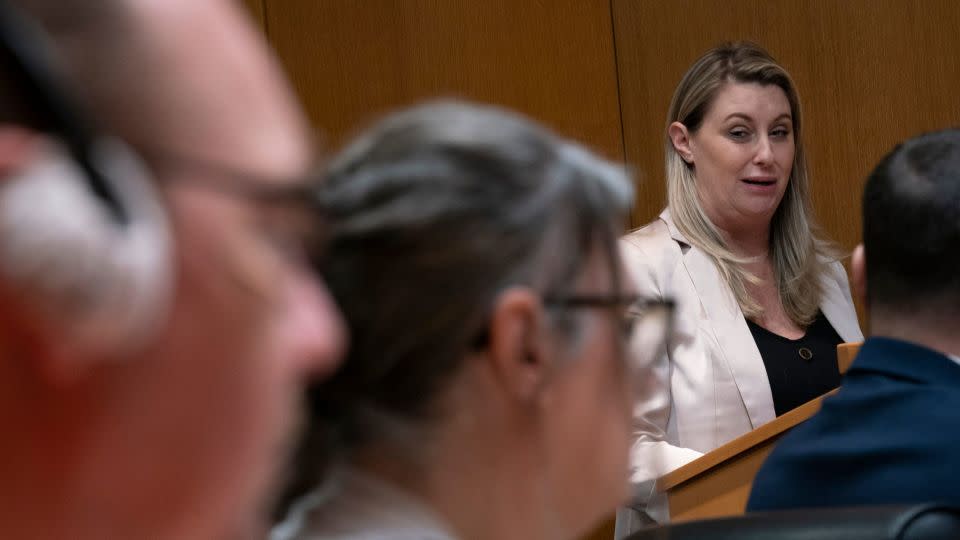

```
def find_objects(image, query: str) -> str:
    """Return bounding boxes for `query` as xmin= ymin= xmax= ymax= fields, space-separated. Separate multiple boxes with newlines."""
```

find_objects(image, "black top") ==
xmin=747 ymin=311 xmax=843 ymax=417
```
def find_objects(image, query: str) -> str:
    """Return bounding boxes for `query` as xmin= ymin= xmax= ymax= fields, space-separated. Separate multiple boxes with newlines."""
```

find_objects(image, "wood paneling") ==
xmin=613 ymin=0 xmax=960 ymax=242
xmin=240 ymin=0 xmax=266 ymax=30
xmin=837 ymin=341 xmax=862 ymax=375
xmin=262 ymin=0 xmax=624 ymax=160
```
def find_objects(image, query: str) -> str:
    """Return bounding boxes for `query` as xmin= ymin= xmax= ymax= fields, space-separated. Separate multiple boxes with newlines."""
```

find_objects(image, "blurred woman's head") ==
xmin=297 ymin=101 xmax=642 ymax=538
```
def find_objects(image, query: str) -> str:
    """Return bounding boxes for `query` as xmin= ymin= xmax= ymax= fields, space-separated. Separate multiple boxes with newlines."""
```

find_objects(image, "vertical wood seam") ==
xmin=608 ymin=0 xmax=627 ymax=165
xmin=608 ymin=0 xmax=639 ymax=229
xmin=260 ymin=0 xmax=270 ymax=41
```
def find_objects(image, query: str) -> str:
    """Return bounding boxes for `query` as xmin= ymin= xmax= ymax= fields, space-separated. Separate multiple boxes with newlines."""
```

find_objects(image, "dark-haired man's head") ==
xmin=853 ymin=128 xmax=960 ymax=351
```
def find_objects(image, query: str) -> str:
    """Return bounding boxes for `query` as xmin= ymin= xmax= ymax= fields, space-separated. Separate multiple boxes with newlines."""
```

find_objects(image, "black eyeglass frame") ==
xmin=470 ymin=293 xmax=675 ymax=349
xmin=544 ymin=293 xmax=675 ymax=343
xmin=132 ymin=144 xmax=334 ymax=279
xmin=135 ymin=145 xmax=323 ymax=209
xmin=542 ymin=293 xmax=675 ymax=313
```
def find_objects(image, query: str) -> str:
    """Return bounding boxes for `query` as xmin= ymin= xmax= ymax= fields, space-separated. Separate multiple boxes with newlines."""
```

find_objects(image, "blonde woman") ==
xmin=618 ymin=42 xmax=862 ymax=528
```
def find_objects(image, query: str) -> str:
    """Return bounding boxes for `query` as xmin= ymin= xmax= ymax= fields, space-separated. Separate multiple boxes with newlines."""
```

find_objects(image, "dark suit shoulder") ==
xmin=748 ymin=342 xmax=960 ymax=511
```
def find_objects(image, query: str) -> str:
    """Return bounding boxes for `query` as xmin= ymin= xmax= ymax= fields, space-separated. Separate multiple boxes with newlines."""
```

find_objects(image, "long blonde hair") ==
xmin=665 ymin=42 xmax=833 ymax=327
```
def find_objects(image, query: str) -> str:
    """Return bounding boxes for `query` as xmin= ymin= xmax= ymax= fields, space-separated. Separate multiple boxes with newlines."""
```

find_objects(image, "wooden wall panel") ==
xmin=262 ymin=0 xmax=624 ymax=161
xmin=613 ymin=0 xmax=960 ymax=242
xmin=240 ymin=0 xmax=266 ymax=30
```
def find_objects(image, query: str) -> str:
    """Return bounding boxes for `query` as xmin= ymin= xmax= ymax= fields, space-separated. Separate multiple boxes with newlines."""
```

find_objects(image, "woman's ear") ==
xmin=668 ymin=122 xmax=694 ymax=164
xmin=485 ymin=287 xmax=551 ymax=402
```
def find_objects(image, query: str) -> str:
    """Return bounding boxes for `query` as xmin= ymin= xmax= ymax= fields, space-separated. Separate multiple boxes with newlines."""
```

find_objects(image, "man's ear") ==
xmin=0 ymin=291 xmax=90 ymax=387
xmin=485 ymin=287 xmax=552 ymax=402
xmin=851 ymin=243 xmax=868 ymax=309
xmin=668 ymin=122 xmax=694 ymax=164
xmin=0 ymin=128 xmax=102 ymax=386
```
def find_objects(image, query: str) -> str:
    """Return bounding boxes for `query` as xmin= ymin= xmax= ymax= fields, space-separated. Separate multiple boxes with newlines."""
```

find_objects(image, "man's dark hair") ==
xmin=863 ymin=128 xmax=960 ymax=319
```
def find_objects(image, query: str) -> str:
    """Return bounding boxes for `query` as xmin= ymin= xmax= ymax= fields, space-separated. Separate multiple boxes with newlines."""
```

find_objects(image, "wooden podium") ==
xmin=655 ymin=341 xmax=863 ymax=522
xmin=581 ymin=342 xmax=862 ymax=539
xmin=655 ymin=390 xmax=831 ymax=522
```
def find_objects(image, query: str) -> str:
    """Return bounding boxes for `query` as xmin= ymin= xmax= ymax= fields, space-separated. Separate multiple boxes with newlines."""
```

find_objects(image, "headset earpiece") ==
xmin=0 ymin=138 xmax=172 ymax=359
xmin=0 ymin=1 xmax=173 ymax=360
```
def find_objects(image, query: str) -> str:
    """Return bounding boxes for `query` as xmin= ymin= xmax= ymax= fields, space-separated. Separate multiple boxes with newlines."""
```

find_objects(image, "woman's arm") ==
xmin=619 ymin=235 xmax=704 ymax=508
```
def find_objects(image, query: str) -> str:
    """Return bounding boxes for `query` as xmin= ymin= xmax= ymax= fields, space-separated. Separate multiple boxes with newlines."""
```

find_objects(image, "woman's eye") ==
xmin=729 ymin=129 xmax=749 ymax=139
xmin=771 ymin=127 xmax=791 ymax=138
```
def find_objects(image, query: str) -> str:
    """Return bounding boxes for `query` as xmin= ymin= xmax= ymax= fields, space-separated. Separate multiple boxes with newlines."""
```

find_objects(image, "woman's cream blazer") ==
xmin=620 ymin=209 xmax=863 ymax=507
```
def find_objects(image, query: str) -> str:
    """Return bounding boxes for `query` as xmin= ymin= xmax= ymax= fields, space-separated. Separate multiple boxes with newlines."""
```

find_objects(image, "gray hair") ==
xmin=303 ymin=100 xmax=633 ymax=465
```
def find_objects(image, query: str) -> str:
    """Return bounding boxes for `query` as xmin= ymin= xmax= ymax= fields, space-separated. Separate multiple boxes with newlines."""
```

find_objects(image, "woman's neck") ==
xmin=717 ymin=221 xmax=771 ymax=260
xmin=699 ymin=202 xmax=772 ymax=259
xmin=353 ymin=384 xmax=567 ymax=540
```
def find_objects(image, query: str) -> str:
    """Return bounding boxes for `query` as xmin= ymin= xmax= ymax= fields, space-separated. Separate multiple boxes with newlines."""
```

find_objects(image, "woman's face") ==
xmin=678 ymin=82 xmax=795 ymax=233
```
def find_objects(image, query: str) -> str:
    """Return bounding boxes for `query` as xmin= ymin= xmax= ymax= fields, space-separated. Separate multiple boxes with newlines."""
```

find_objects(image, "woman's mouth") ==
xmin=741 ymin=177 xmax=777 ymax=186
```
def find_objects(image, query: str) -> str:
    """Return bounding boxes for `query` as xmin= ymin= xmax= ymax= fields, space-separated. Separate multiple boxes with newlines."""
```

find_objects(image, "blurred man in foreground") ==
xmin=0 ymin=1 xmax=344 ymax=537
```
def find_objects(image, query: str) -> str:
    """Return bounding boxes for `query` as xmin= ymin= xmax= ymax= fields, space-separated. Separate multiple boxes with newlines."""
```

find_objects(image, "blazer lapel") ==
xmin=819 ymin=264 xmax=864 ymax=343
xmin=660 ymin=210 xmax=776 ymax=429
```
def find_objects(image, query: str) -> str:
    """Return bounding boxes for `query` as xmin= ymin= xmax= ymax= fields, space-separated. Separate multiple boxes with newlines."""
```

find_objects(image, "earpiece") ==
xmin=0 ymin=1 xmax=172 ymax=359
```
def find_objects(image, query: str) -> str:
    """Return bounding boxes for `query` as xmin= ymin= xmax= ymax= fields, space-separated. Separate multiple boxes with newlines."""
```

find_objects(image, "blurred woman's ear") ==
xmin=485 ymin=287 xmax=551 ymax=402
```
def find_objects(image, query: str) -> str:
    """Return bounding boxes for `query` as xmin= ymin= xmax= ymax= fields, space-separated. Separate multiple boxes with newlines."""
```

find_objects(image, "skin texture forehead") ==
xmin=86 ymin=0 xmax=314 ymax=180
xmin=706 ymin=82 xmax=791 ymax=124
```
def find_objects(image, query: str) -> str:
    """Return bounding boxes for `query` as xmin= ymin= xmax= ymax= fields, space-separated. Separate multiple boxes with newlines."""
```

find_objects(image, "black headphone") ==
xmin=0 ymin=0 xmax=172 ymax=359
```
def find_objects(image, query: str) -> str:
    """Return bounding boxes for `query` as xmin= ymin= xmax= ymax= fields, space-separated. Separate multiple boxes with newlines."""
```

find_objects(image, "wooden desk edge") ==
xmin=837 ymin=342 xmax=862 ymax=375
xmin=655 ymin=389 xmax=836 ymax=492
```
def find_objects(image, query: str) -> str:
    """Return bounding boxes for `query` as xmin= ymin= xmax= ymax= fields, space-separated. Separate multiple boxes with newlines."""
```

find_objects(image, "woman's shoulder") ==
xmin=272 ymin=468 xmax=456 ymax=540
xmin=621 ymin=216 xmax=681 ymax=259
xmin=620 ymin=216 xmax=687 ymax=294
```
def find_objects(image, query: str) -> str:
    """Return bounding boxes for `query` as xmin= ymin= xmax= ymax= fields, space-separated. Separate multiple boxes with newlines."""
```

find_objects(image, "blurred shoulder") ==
xmin=621 ymin=217 xmax=680 ymax=263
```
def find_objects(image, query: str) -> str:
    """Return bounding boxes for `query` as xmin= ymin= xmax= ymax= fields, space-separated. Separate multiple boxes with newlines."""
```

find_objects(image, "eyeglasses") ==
xmin=543 ymin=293 xmax=675 ymax=378
xmin=138 ymin=145 xmax=323 ymax=208
xmin=138 ymin=145 xmax=329 ymax=267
